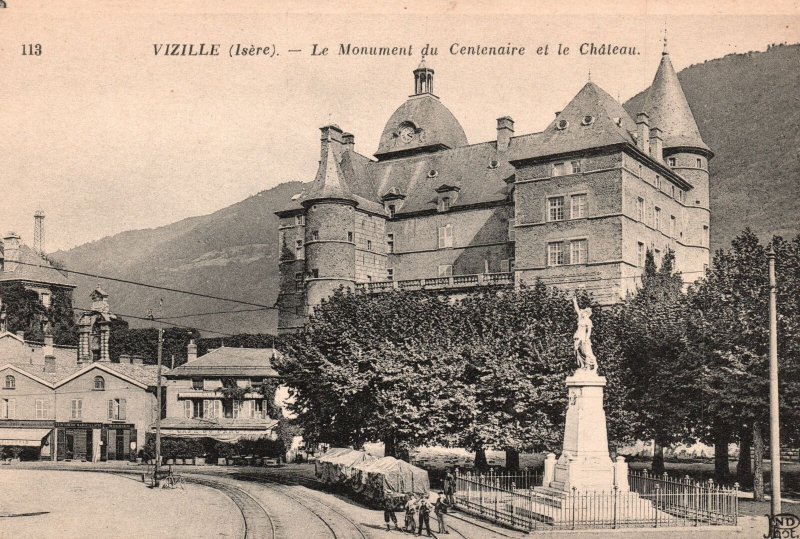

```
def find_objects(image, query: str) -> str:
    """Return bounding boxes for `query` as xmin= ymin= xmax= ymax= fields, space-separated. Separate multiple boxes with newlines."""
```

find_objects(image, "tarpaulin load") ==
xmin=315 ymin=447 xmax=376 ymax=485
xmin=350 ymin=456 xmax=430 ymax=504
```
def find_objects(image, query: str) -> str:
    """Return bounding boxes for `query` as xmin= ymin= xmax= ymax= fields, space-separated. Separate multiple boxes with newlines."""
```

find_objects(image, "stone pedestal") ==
xmin=546 ymin=369 xmax=628 ymax=493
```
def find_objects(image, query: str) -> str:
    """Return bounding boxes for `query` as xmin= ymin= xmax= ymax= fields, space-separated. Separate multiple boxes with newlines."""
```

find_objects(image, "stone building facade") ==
xmin=276 ymin=50 xmax=712 ymax=333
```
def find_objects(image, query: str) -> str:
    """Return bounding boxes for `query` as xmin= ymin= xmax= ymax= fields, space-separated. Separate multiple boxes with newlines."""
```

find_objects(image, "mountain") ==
xmin=53 ymin=181 xmax=305 ymax=336
xmin=55 ymin=45 xmax=799 ymax=335
xmin=625 ymin=43 xmax=800 ymax=251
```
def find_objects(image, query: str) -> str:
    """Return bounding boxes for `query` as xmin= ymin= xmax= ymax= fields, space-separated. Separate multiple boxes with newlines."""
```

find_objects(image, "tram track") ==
xmin=185 ymin=475 xmax=277 ymax=539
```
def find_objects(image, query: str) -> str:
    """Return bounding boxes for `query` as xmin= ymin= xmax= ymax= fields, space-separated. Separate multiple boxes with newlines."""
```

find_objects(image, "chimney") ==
xmin=554 ymin=111 xmax=561 ymax=117
xmin=131 ymin=355 xmax=144 ymax=365
xmin=649 ymin=126 xmax=664 ymax=162
xmin=187 ymin=339 xmax=198 ymax=363
xmin=2 ymin=233 xmax=21 ymax=271
xmin=636 ymin=113 xmax=650 ymax=155
xmin=16 ymin=330 xmax=25 ymax=339
xmin=342 ymin=132 xmax=355 ymax=150
xmin=319 ymin=124 xmax=344 ymax=159
xmin=44 ymin=356 xmax=56 ymax=374
xmin=43 ymin=332 xmax=54 ymax=357
xmin=496 ymin=116 xmax=514 ymax=152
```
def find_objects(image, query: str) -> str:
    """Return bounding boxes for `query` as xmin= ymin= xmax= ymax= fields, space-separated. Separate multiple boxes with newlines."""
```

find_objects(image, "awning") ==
xmin=159 ymin=429 xmax=273 ymax=443
xmin=0 ymin=428 xmax=52 ymax=447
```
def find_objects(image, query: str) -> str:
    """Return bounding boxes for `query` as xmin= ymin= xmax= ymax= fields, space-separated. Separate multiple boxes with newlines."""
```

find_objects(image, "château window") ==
xmin=438 ymin=265 xmax=453 ymax=278
xmin=310 ymin=269 xmax=319 ymax=279
xmin=637 ymin=242 xmax=645 ymax=267
xmin=552 ymin=162 xmax=566 ymax=177
xmin=508 ymin=219 xmax=515 ymax=242
xmin=570 ymin=240 xmax=588 ymax=264
xmin=367 ymin=240 xmax=372 ymax=252
xmin=670 ymin=215 xmax=676 ymax=237
xmin=696 ymin=158 xmax=702 ymax=168
xmin=93 ymin=376 xmax=105 ymax=391
xmin=387 ymin=233 xmax=394 ymax=253
xmin=547 ymin=242 xmax=564 ymax=266
xmin=192 ymin=378 xmax=203 ymax=390
xmin=387 ymin=268 xmax=394 ymax=281
xmin=347 ymin=232 xmax=353 ymax=242
xmin=656 ymin=176 xmax=662 ymax=191
xmin=437 ymin=224 xmax=453 ymax=249
xmin=438 ymin=196 xmax=451 ymax=212
xmin=388 ymin=204 xmax=396 ymax=218
xmin=295 ymin=215 xmax=305 ymax=226
xmin=295 ymin=239 xmax=303 ymax=252
xmin=4 ymin=375 xmax=15 ymax=389
xmin=311 ymin=230 xmax=319 ymax=241
xmin=571 ymin=161 xmax=582 ymax=174
xmin=547 ymin=196 xmax=565 ymax=221
xmin=636 ymin=197 xmax=645 ymax=222
xmin=654 ymin=207 xmax=662 ymax=230
xmin=668 ymin=157 xmax=676 ymax=167
xmin=570 ymin=194 xmax=587 ymax=219
xmin=41 ymin=292 xmax=51 ymax=308
xmin=35 ymin=399 xmax=50 ymax=420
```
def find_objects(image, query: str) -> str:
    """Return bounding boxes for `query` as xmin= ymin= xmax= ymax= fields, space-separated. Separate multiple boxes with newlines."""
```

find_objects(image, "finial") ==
xmin=588 ymin=67 xmax=591 ymax=82
xmin=662 ymin=22 xmax=669 ymax=56
xmin=418 ymin=51 xmax=426 ymax=69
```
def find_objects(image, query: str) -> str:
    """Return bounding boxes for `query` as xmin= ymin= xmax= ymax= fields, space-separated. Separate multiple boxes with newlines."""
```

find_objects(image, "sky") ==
xmin=1 ymin=0 xmax=798 ymax=251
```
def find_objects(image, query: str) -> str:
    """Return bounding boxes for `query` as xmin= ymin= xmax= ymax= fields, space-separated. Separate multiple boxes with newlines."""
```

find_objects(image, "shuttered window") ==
xmin=71 ymin=399 xmax=82 ymax=420
xmin=437 ymin=224 xmax=453 ymax=249
xmin=184 ymin=400 xmax=192 ymax=418
xmin=108 ymin=399 xmax=127 ymax=420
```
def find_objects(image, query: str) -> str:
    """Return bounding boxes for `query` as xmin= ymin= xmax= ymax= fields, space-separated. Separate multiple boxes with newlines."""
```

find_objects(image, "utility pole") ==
xmin=768 ymin=244 xmax=781 ymax=515
xmin=154 ymin=326 xmax=163 ymax=487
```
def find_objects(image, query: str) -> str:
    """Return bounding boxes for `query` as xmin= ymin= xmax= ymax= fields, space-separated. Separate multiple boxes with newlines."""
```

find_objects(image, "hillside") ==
xmin=54 ymin=181 xmax=305 ymax=335
xmin=55 ymin=45 xmax=799 ymax=335
xmin=625 ymin=43 xmax=800 ymax=250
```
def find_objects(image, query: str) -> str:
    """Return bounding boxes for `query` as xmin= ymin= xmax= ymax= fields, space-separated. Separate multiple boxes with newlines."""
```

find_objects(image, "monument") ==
xmin=540 ymin=297 xmax=628 ymax=493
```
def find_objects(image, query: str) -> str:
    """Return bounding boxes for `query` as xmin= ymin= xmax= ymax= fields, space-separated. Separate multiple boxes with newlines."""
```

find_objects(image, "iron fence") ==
xmin=454 ymin=469 xmax=738 ymax=531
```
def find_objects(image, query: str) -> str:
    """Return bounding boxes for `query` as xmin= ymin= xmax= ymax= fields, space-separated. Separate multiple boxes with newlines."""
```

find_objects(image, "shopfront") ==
xmin=55 ymin=422 xmax=136 ymax=461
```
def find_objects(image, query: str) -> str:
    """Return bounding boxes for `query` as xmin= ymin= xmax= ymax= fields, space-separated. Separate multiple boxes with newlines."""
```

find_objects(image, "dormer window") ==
xmin=668 ymin=157 xmax=676 ymax=167
xmin=435 ymin=184 xmax=460 ymax=213
xmin=93 ymin=376 xmax=105 ymax=391
xmin=556 ymin=119 xmax=569 ymax=130
xmin=388 ymin=205 xmax=396 ymax=218
xmin=581 ymin=115 xmax=595 ymax=126
xmin=552 ymin=163 xmax=566 ymax=177
xmin=428 ymin=169 xmax=438 ymax=178
xmin=4 ymin=375 xmax=15 ymax=389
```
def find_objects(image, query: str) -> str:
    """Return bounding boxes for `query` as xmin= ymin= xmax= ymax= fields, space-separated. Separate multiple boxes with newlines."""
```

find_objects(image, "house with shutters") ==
xmin=160 ymin=342 xmax=279 ymax=443
xmin=0 ymin=288 xmax=165 ymax=461
xmin=276 ymin=45 xmax=712 ymax=333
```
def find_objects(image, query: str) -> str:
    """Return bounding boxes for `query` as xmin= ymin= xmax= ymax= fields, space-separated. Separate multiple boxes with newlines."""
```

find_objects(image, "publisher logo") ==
xmin=765 ymin=513 xmax=800 ymax=538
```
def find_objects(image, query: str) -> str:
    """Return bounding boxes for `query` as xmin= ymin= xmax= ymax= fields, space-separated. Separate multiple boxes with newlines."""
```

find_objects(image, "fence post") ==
xmin=479 ymin=473 xmax=484 ymax=516
xmin=613 ymin=484 xmax=618 ymax=529
xmin=654 ymin=484 xmax=660 ymax=528
xmin=510 ymin=483 xmax=515 ymax=528
xmin=571 ymin=486 xmax=577 ymax=531
xmin=733 ymin=482 xmax=739 ymax=527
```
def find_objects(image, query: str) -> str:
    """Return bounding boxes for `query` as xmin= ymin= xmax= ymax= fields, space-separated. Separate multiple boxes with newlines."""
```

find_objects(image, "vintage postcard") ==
xmin=1 ymin=1 xmax=798 ymax=538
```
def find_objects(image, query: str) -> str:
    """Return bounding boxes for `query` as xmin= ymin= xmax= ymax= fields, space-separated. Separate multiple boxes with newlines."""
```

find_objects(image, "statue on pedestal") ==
xmin=572 ymin=296 xmax=597 ymax=371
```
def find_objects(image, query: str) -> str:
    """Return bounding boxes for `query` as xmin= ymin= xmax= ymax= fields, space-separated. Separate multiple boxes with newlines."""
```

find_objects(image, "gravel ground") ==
xmin=0 ymin=469 xmax=244 ymax=539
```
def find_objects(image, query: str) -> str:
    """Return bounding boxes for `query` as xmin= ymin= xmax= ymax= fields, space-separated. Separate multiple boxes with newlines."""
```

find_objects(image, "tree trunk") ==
xmin=384 ymin=433 xmax=396 ymax=458
xmin=474 ymin=445 xmax=489 ymax=472
xmin=714 ymin=428 xmax=731 ymax=485
xmin=505 ymin=448 xmax=520 ymax=471
xmin=736 ymin=425 xmax=753 ymax=490
xmin=753 ymin=422 xmax=765 ymax=502
xmin=651 ymin=440 xmax=666 ymax=476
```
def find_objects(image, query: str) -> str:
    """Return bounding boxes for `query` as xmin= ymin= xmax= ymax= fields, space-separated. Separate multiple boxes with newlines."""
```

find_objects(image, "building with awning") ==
xmin=161 ymin=343 xmax=280 ymax=443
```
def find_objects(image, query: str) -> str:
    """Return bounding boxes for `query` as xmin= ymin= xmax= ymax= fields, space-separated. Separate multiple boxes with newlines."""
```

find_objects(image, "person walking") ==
xmin=434 ymin=491 xmax=449 ymax=534
xmin=417 ymin=495 xmax=433 ymax=537
xmin=383 ymin=496 xmax=401 ymax=531
xmin=404 ymin=495 xmax=418 ymax=533
xmin=444 ymin=469 xmax=456 ymax=506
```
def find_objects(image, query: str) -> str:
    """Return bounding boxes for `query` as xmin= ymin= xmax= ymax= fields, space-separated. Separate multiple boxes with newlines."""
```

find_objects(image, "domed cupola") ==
xmin=374 ymin=59 xmax=468 ymax=161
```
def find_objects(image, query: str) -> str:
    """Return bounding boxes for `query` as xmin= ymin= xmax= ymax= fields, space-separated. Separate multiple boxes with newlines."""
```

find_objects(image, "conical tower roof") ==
xmin=642 ymin=51 xmax=710 ymax=154
xmin=306 ymin=143 xmax=352 ymax=202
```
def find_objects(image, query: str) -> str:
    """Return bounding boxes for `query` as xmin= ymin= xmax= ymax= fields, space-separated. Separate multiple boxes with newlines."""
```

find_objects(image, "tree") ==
xmin=685 ymin=230 xmax=800 ymax=492
xmin=0 ymin=282 xmax=48 ymax=340
xmin=612 ymin=249 xmax=694 ymax=475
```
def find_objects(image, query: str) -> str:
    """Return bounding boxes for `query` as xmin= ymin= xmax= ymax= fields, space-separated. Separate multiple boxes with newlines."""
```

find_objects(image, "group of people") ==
xmin=383 ymin=470 xmax=457 ymax=536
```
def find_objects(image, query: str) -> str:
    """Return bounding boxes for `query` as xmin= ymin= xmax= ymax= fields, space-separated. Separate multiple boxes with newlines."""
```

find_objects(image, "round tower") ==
xmin=302 ymin=125 xmax=357 ymax=315
xmin=643 ymin=45 xmax=713 ymax=261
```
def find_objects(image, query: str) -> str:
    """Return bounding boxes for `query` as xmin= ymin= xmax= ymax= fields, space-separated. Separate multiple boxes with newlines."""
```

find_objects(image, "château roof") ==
xmin=306 ymin=141 xmax=352 ymax=202
xmin=641 ymin=52 xmax=710 ymax=154
xmin=374 ymin=94 xmax=468 ymax=159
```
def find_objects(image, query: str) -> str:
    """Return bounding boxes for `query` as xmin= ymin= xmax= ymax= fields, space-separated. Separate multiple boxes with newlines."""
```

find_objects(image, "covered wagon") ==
xmin=350 ymin=456 xmax=430 ymax=507
xmin=315 ymin=447 xmax=376 ymax=485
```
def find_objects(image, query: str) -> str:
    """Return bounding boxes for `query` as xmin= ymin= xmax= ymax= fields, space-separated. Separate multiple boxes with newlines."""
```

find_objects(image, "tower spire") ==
xmin=662 ymin=22 xmax=669 ymax=56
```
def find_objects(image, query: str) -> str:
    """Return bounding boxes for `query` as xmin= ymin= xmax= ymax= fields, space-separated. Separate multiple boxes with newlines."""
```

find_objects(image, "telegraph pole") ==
xmin=767 ymin=244 xmax=781 ymax=515
xmin=149 ymin=303 xmax=164 ymax=488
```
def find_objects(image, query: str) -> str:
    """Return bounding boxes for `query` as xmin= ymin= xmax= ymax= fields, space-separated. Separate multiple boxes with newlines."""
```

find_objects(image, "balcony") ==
xmin=356 ymin=272 xmax=513 ymax=293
